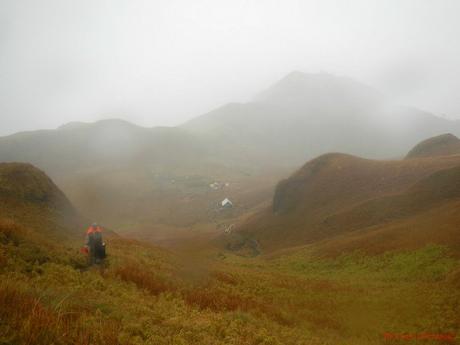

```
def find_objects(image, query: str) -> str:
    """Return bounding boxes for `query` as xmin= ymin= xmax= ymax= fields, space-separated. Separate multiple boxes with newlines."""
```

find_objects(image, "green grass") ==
xmin=273 ymin=244 xmax=457 ymax=281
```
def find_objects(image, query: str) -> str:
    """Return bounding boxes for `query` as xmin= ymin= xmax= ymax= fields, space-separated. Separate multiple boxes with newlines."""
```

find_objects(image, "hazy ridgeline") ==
xmin=1 ymin=72 xmax=460 ymax=241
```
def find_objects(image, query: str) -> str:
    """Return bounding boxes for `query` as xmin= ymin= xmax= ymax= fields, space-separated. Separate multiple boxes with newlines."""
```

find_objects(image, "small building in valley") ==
xmin=221 ymin=198 xmax=233 ymax=208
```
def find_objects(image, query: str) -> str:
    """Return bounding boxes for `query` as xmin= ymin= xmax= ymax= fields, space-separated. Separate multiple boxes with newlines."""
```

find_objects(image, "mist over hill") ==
xmin=0 ymin=119 xmax=209 ymax=176
xmin=1 ymin=72 xmax=460 ymax=238
xmin=3 ymin=72 xmax=460 ymax=173
xmin=184 ymin=71 xmax=460 ymax=163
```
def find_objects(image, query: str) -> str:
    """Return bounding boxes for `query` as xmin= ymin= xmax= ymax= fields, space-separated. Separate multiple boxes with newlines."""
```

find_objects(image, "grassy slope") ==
xmin=314 ymin=165 xmax=460 ymax=255
xmin=1 ymin=163 xmax=459 ymax=344
xmin=236 ymin=153 xmax=460 ymax=252
xmin=0 ymin=163 xmax=83 ymax=236
xmin=405 ymin=133 xmax=460 ymax=159
xmin=2 ymin=221 xmax=459 ymax=344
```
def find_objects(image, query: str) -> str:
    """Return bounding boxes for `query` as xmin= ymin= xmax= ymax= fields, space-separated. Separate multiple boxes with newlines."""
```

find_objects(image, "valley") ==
xmin=1 ymin=163 xmax=459 ymax=345
xmin=2 ymin=73 xmax=460 ymax=245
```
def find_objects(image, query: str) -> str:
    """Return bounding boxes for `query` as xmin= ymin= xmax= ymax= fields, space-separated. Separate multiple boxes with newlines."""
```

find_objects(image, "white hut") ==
xmin=221 ymin=198 xmax=233 ymax=208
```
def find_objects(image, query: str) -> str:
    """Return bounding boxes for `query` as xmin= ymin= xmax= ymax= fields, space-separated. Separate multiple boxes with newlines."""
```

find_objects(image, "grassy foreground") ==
xmin=1 ymin=218 xmax=459 ymax=345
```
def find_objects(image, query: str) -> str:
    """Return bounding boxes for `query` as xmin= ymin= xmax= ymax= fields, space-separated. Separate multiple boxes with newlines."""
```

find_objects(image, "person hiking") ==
xmin=84 ymin=223 xmax=106 ymax=265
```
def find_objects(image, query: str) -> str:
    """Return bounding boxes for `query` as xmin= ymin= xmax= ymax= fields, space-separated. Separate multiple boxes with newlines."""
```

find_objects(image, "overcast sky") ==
xmin=1 ymin=0 xmax=459 ymax=135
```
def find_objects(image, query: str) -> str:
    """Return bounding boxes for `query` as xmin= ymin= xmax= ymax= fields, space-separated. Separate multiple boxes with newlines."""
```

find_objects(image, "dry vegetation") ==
xmin=405 ymin=133 xmax=460 ymax=159
xmin=238 ymin=152 xmax=460 ymax=252
xmin=1 ymin=214 xmax=459 ymax=345
xmin=2 ymin=148 xmax=460 ymax=344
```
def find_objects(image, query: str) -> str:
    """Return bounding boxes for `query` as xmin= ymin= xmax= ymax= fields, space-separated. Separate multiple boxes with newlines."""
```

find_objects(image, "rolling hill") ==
xmin=406 ymin=133 xmax=460 ymax=159
xmin=231 ymin=134 xmax=460 ymax=254
xmin=0 ymin=119 xmax=208 ymax=176
xmin=0 ymin=162 xmax=82 ymax=236
xmin=1 ymin=72 xmax=460 ymax=242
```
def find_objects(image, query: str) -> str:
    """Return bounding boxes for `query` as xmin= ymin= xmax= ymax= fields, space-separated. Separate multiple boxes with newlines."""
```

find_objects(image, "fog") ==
xmin=1 ymin=0 xmax=460 ymax=136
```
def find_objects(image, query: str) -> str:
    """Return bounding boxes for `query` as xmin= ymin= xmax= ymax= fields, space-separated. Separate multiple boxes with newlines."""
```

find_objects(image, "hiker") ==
xmin=84 ymin=223 xmax=106 ymax=265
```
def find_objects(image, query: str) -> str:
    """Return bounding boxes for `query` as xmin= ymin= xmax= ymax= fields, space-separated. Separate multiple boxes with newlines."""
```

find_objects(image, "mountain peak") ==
xmin=58 ymin=121 xmax=88 ymax=130
xmin=279 ymin=70 xmax=334 ymax=82
xmin=254 ymin=71 xmax=382 ymax=109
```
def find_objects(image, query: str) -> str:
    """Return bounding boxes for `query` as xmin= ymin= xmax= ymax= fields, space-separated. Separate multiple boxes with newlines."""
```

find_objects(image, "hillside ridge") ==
xmin=233 ymin=140 xmax=460 ymax=253
xmin=406 ymin=133 xmax=460 ymax=159
xmin=0 ymin=162 xmax=82 ymax=235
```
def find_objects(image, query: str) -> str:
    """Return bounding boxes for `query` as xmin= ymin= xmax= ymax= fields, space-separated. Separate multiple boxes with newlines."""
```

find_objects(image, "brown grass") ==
xmin=405 ymin=133 xmax=460 ymax=159
xmin=115 ymin=263 xmax=175 ymax=296
xmin=0 ymin=218 xmax=25 ymax=245
xmin=0 ymin=281 xmax=122 ymax=345
xmin=210 ymin=270 xmax=238 ymax=285
xmin=238 ymin=153 xmax=460 ymax=252
xmin=182 ymin=282 xmax=293 ymax=326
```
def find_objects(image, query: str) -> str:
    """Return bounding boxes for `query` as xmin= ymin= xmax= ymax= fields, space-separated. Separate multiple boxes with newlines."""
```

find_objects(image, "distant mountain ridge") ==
xmin=0 ymin=118 xmax=207 ymax=176
xmin=3 ymin=71 xmax=460 ymax=172
xmin=183 ymin=71 xmax=460 ymax=163
xmin=254 ymin=71 xmax=383 ymax=111
xmin=2 ymin=71 xmax=460 ymax=236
